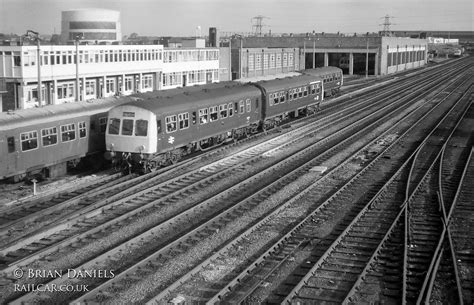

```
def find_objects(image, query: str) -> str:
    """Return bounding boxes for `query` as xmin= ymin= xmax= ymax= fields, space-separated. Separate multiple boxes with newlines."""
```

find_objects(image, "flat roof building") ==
xmin=0 ymin=44 xmax=220 ymax=111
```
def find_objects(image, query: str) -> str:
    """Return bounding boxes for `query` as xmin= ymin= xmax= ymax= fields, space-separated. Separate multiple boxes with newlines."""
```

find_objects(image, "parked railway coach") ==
xmin=0 ymin=100 xmax=117 ymax=182
xmin=302 ymin=67 xmax=343 ymax=97
xmin=105 ymin=73 xmax=325 ymax=172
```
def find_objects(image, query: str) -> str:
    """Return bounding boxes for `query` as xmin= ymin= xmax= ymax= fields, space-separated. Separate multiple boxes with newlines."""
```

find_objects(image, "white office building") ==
xmin=0 ymin=44 xmax=220 ymax=111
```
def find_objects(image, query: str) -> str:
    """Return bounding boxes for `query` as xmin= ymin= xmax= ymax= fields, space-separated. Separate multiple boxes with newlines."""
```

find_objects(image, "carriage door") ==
xmin=6 ymin=136 xmax=18 ymax=175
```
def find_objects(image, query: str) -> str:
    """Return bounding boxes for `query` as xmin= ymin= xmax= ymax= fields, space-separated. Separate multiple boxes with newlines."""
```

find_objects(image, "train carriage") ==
xmin=0 ymin=100 xmax=115 ymax=182
xmin=255 ymin=75 xmax=324 ymax=129
xmin=302 ymin=67 xmax=343 ymax=97
xmin=105 ymin=83 xmax=262 ymax=170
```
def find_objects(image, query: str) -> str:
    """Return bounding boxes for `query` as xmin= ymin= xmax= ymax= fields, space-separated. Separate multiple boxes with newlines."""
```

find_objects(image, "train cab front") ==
xmin=104 ymin=105 xmax=157 ymax=174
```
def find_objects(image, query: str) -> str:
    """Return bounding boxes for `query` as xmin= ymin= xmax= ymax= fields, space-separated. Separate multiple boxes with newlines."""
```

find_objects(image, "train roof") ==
xmin=0 ymin=82 xmax=235 ymax=129
xmin=0 ymin=96 xmax=134 ymax=130
xmin=111 ymin=82 xmax=262 ymax=115
xmin=254 ymin=74 xmax=322 ymax=92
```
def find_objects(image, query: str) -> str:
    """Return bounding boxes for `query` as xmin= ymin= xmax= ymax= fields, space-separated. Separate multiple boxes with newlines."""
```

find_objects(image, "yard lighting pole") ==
xmin=234 ymin=34 xmax=243 ymax=79
xmin=25 ymin=30 xmax=42 ymax=106
xmin=365 ymin=36 xmax=369 ymax=78
xmin=75 ymin=33 xmax=84 ymax=102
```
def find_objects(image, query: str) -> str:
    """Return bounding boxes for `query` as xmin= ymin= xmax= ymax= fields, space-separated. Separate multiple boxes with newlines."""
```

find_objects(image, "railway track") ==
xmin=280 ymin=75 xmax=472 ymax=304
xmin=1 ymin=58 xmax=471 ymax=304
xmin=323 ymin=88 xmax=473 ymax=305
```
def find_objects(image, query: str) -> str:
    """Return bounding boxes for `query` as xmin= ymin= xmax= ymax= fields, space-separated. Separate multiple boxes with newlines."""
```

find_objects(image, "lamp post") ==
xmin=365 ymin=36 xmax=369 ymax=78
xmin=234 ymin=34 xmax=244 ymax=79
xmin=25 ymin=30 xmax=42 ymax=107
xmin=74 ymin=33 xmax=84 ymax=102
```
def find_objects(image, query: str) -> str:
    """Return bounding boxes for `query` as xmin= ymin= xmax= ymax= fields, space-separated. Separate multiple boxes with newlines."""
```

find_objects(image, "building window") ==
xmin=248 ymin=54 xmax=254 ymax=71
xmin=20 ymin=131 xmax=38 ymax=151
xmin=85 ymin=80 xmax=96 ymax=96
xmin=276 ymin=53 xmax=282 ymax=68
xmin=106 ymin=79 xmax=115 ymax=94
xmin=255 ymin=54 xmax=262 ymax=70
xmin=270 ymin=53 xmax=275 ymax=68
xmin=263 ymin=54 xmax=269 ymax=70
xmin=125 ymin=76 xmax=133 ymax=91
xmin=14 ymin=55 xmax=21 ymax=66
xmin=142 ymin=75 xmax=153 ymax=89
xmin=41 ymin=127 xmax=58 ymax=146
xmin=239 ymin=100 xmax=245 ymax=114
xmin=57 ymin=83 xmax=75 ymax=99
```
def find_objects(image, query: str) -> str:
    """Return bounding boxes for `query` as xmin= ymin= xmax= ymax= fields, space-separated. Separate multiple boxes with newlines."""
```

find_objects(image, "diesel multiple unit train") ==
xmin=0 ymin=67 xmax=342 ymax=181
xmin=105 ymin=67 xmax=343 ymax=172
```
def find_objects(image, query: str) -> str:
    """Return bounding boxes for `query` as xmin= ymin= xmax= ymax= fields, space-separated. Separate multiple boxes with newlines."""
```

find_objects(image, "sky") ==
xmin=0 ymin=0 xmax=472 ymax=37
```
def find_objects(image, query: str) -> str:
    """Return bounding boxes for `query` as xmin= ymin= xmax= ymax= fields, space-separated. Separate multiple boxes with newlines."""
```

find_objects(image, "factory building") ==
xmin=229 ymin=35 xmax=428 ymax=79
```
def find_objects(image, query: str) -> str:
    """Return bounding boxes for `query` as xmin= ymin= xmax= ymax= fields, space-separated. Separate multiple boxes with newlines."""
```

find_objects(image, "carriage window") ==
xmin=41 ymin=127 xmax=58 ymax=146
xmin=166 ymin=115 xmax=177 ymax=133
xmin=99 ymin=117 xmax=107 ymax=133
xmin=273 ymin=93 xmax=279 ymax=105
xmin=238 ymin=100 xmax=244 ymax=113
xmin=228 ymin=103 xmax=234 ymax=117
xmin=61 ymin=123 xmax=76 ymax=142
xmin=121 ymin=119 xmax=133 ymax=136
xmin=311 ymin=85 xmax=316 ymax=95
xmin=178 ymin=113 xmax=189 ymax=129
xmin=209 ymin=106 xmax=218 ymax=122
xmin=79 ymin=121 xmax=87 ymax=138
xmin=135 ymin=120 xmax=148 ymax=136
xmin=303 ymin=87 xmax=308 ymax=97
xmin=220 ymin=104 xmax=228 ymax=119
xmin=7 ymin=136 xmax=15 ymax=153
xmin=108 ymin=118 xmax=120 ymax=135
xmin=298 ymin=88 xmax=303 ymax=98
xmin=246 ymin=99 xmax=251 ymax=112
xmin=20 ymin=131 xmax=38 ymax=151
xmin=279 ymin=92 xmax=285 ymax=103
xmin=192 ymin=111 xmax=197 ymax=124
xmin=293 ymin=89 xmax=298 ymax=99
xmin=199 ymin=108 xmax=208 ymax=124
